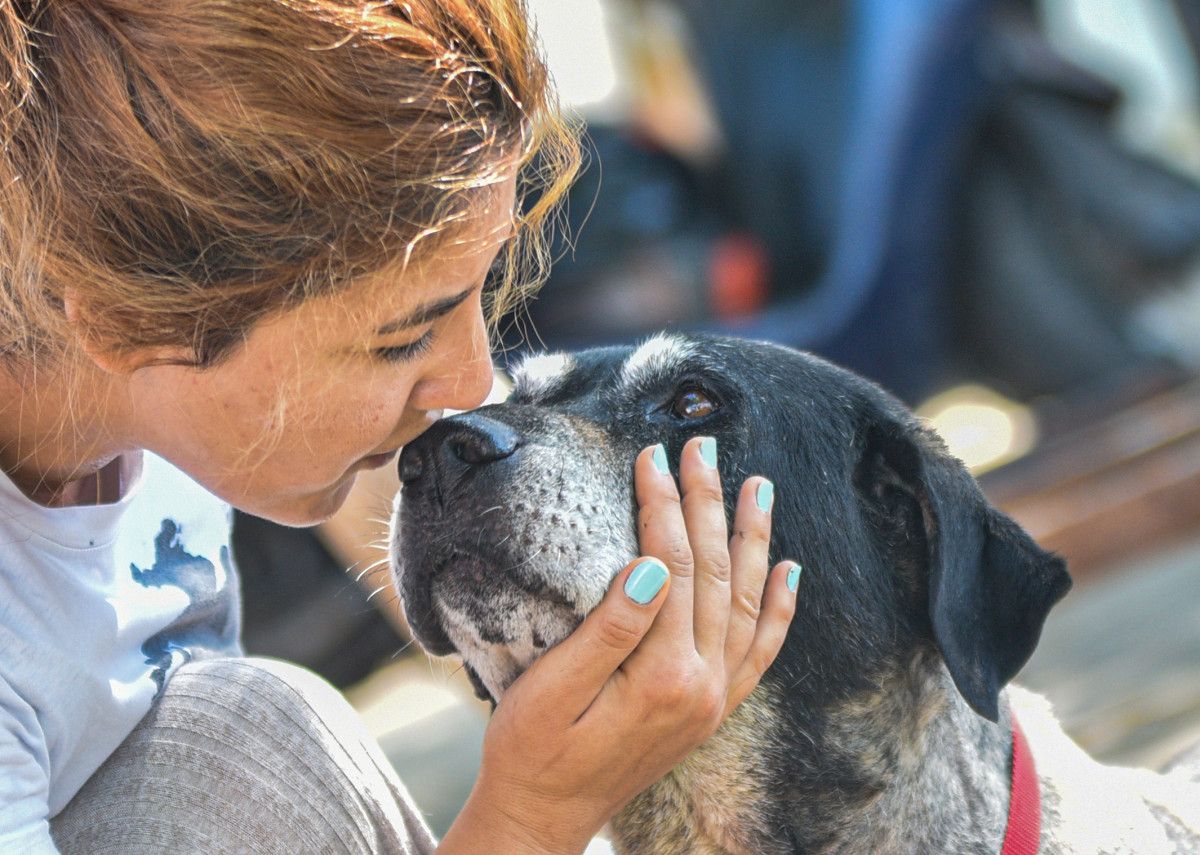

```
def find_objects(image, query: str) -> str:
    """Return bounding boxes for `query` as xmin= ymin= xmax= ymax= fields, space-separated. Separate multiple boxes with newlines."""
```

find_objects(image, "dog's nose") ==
xmin=398 ymin=411 xmax=522 ymax=484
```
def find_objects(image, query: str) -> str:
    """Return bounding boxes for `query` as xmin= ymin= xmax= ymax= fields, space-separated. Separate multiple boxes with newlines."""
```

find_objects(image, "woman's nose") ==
xmin=409 ymin=311 xmax=494 ymax=412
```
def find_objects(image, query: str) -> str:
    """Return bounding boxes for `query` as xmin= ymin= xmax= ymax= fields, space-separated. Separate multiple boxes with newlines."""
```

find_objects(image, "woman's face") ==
xmin=129 ymin=179 xmax=515 ymax=526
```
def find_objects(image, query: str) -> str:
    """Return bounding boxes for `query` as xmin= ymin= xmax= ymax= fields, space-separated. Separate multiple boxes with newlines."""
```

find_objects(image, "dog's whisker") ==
xmin=389 ymin=637 xmax=417 ymax=660
xmin=353 ymin=558 xmax=391 ymax=583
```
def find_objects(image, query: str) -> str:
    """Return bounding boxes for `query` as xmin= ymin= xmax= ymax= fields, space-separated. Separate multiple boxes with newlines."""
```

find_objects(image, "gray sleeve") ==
xmin=51 ymin=657 xmax=437 ymax=855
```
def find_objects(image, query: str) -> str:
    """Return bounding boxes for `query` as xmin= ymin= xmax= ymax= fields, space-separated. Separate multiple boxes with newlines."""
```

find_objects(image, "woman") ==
xmin=0 ymin=2 xmax=800 ymax=852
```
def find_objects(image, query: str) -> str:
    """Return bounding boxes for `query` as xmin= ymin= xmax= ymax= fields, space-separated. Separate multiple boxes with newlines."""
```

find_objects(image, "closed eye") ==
xmin=373 ymin=329 xmax=435 ymax=363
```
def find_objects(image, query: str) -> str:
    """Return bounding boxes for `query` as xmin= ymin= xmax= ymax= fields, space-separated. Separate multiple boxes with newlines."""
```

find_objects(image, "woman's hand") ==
xmin=439 ymin=436 xmax=801 ymax=854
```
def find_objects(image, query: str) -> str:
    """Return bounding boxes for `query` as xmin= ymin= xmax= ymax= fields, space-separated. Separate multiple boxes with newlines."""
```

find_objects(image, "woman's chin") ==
xmin=238 ymin=477 xmax=357 ymax=528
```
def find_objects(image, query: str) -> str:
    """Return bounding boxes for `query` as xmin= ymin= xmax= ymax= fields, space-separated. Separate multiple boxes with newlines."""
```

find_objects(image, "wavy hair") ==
xmin=0 ymin=0 xmax=579 ymax=366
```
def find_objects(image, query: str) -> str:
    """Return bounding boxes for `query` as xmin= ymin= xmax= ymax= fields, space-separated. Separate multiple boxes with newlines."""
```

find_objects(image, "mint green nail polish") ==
xmin=756 ymin=480 xmax=774 ymax=513
xmin=786 ymin=563 xmax=803 ymax=592
xmin=652 ymin=444 xmax=669 ymax=475
xmin=625 ymin=559 xmax=669 ymax=605
xmin=699 ymin=437 xmax=717 ymax=468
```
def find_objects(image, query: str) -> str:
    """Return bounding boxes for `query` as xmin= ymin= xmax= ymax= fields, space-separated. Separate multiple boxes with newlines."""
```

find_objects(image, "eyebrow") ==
xmin=373 ymin=285 xmax=477 ymax=336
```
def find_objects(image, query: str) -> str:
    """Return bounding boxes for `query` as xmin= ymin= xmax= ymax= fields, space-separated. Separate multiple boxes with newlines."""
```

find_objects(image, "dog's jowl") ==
xmin=389 ymin=333 xmax=1200 ymax=855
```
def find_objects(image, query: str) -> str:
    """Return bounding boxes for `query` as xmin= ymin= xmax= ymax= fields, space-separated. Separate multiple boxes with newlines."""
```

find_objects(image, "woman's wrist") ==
xmin=437 ymin=782 xmax=598 ymax=855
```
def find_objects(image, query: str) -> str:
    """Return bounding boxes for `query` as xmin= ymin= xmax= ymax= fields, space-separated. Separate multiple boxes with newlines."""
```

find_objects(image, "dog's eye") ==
xmin=672 ymin=388 xmax=718 ymax=419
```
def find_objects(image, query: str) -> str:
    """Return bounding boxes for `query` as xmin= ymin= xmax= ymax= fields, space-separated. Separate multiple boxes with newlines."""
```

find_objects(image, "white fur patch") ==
xmin=1008 ymin=684 xmax=1200 ymax=853
xmin=509 ymin=351 xmax=574 ymax=399
xmin=621 ymin=333 xmax=697 ymax=389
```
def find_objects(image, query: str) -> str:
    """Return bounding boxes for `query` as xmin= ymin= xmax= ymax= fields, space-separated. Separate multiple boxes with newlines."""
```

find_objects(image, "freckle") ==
xmin=539 ymin=546 xmax=547 ymax=554
xmin=591 ymin=505 xmax=599 ymax=513
xmin=569 ymin=521 xmax=578 ymax=530
xmin=522 ymin=534 xmax=534 ymax=547
xmin=550 ymin=514 xmax=560 ymax=525
xmin=574 ymin=503 xmax=583 ymax=513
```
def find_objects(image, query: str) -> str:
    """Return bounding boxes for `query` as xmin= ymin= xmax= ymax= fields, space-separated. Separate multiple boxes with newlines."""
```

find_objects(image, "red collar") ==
xmin=1001 ymin=710 xmax=1041 ymax=855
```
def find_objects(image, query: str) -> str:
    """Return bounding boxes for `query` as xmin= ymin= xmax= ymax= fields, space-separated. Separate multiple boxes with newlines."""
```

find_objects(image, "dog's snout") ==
xmin=447 ymin=415 xmax=521 ymax=466
xmin=398 ymin=411 xmax=523 ymax=486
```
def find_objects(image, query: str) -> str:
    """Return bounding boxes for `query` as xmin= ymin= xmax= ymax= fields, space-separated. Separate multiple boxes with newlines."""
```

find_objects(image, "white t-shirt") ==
xmin=0 ymin=452 xmax=242 ymax=853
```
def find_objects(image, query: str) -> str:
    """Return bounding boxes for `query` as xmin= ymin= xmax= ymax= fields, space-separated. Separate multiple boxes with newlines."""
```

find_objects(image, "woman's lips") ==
xmin=358 ymin=450 xmax=398 ymax=470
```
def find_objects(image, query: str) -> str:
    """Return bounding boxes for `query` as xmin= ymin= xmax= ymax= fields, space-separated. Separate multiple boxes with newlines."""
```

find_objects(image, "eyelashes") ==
xmin=373 ymin=329 xmax=435 ymax=363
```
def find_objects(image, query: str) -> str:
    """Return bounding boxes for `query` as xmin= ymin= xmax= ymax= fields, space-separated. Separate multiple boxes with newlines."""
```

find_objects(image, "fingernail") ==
xmin=756 ymin=480 xmax=774 ymax=513
xmin=651 ymin=444 xmax=669 ymax=475
xmin=786 ymin=563 xmax=803 ymax=593
xmin=699 ymin=437 xmax=717 ymax=468
xmin=625 ymin=558 xmax=669 ymax=605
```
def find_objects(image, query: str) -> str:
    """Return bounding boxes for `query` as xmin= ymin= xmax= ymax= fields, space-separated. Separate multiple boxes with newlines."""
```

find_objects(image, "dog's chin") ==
xmin=439 ymin=610 xmax=579 ymax=703
xmin=404 ymin=552 xmax=586 ymax=702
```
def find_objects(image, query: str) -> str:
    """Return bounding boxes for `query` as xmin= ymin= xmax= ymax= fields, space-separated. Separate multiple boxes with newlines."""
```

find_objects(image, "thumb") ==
xmin=518 ymin=557 xmax=670 ymax=723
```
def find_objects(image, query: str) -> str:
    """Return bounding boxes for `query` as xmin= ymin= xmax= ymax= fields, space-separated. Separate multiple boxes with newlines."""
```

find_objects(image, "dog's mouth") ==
xmin=398 ymin=545 xmax=590 ymax=699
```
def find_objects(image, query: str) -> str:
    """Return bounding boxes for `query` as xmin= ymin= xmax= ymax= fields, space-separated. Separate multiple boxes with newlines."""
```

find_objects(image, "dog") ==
xmin=389 ymin=333 xmax=1200 ymax=854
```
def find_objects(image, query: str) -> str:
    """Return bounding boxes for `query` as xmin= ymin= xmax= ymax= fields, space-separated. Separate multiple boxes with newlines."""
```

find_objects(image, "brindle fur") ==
xmin=390 ymin=333 xmax=1200 ymax=854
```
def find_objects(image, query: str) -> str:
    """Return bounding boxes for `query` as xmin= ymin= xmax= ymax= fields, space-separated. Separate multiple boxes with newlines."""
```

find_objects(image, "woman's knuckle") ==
xmin=749 ymin=646 xmax=778 ymax=678
xmin=683 ymin=482 xmax=725 ymax=508
xmin=743 ymin=522 xmax=771 ymax=547
xmin=694 ymin=545 xmax=732 ymax=581
xmin=660 ymin=539 xmax=695 ymax=575
xmin=732 ymin=586 xmax=762 ymax=621
xmin=597 ymin=614 xmax=645 ymax=650
xmin=648 ymin=665 xmax=702 ymax=707
xmin=694 ymin=685 xmax=725 ymax=725
xmin=647 ymin=680 xmax=686 ymax=709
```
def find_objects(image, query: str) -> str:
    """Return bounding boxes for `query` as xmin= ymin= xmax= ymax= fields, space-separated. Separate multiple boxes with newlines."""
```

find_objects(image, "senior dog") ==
xmin=389 ymin=333 xmax=1200 ymax=854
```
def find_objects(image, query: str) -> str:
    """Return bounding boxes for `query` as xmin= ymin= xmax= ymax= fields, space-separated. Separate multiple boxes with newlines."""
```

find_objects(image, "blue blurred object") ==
xmin=511 ymin=0 xmax=1200 ymax=403
xmin=687 ymin=0 xmax=992 ymax=399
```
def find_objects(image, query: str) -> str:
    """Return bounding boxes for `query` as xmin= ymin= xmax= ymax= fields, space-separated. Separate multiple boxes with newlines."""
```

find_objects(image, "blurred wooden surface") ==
xmin=1018 ymin=532 xmax=1200 ymax=770
xmin=983 ymin=380 xmax=1200 ymax=582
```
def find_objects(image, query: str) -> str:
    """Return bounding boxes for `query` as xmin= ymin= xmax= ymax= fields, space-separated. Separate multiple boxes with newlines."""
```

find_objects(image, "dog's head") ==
xmin=389 ymin=333 xmax=1070 ymax=724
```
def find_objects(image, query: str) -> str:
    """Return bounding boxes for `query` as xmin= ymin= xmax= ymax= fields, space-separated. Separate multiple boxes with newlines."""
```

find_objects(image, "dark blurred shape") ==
xmin=232 ymin=511 xmax=405 ymax=688
xmin=513 ymin=0 xmax=1200 ymax=404
xmin=955 ymin=3 xmax=1200 ymax=397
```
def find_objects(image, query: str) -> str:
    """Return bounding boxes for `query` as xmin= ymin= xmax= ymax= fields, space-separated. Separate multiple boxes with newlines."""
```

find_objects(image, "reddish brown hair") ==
xmin=0 ymin=0 xmax=579 ymax=366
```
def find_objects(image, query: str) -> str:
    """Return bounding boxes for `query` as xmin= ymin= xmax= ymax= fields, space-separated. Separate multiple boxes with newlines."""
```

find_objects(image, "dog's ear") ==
xmin=855 ymin=419 xmax=1072 ymax=722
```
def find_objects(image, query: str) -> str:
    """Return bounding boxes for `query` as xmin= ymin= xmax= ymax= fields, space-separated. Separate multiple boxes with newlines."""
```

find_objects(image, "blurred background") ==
xmin=233 ymin=0 xmax=1200 ymax=842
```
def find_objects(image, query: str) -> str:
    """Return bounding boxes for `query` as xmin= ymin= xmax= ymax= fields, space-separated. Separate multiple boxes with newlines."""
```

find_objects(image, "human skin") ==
xmin=0 ymin=172 xmax=799 ymax=854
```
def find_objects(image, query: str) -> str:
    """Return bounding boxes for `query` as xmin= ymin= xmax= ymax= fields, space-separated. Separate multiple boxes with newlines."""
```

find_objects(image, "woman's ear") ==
xmin=63 ymin=289 xmax=192 ymax=374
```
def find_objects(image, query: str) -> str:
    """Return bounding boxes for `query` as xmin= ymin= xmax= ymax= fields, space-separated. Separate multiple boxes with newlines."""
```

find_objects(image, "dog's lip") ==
xmin=400 ymin=551 xmax=493 ymax=656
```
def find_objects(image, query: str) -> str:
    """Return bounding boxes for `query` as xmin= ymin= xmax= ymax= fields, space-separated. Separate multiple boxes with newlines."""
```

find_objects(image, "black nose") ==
xmin=398 ymin=411 xmax=522 ymax=484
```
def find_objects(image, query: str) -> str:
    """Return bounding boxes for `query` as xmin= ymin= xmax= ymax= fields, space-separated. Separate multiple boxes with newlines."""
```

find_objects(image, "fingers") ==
xmin=680 ymin=436 xmax=734 ymax=660
xmin=724 ymin=560 xmax=801 ymax=716
xmin=634 ymin=443 xmax=696 ymax=656
xmin=517 ymin=556 xmax=671 ymax=724
xmin=722 ymin=475 xmax=775 ymax=673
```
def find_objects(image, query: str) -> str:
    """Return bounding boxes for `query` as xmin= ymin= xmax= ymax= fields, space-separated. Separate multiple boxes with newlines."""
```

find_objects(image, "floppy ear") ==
xmin=856 ymin=420 xmax=1072 ymax=722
